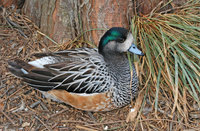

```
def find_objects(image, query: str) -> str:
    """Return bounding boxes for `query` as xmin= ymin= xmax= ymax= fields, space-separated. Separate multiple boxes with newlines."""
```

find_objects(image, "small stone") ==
xmin=22 ymin=122 xmax=30 ymax=127
xmin=104 ymin=126 xmax=108 ymax=130
xmin=41 ymin=48 xmax=46 ymax=52
xmin=130 ymin=108 xmax=135 ymax=112
xmin=17 ymin=46 xmax=24 ymax=54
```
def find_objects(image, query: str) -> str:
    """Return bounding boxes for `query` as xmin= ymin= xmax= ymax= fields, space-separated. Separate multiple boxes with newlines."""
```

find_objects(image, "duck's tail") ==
xmin=8 ymin=59 xmax=57 ymax=91
xmin=8 ymin=59 xmax=36 ymax=77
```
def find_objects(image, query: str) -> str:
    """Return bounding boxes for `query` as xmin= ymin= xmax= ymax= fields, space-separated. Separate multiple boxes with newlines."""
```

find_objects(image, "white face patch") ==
xmin=28 ymin=56 xmax=57 ymax=68
xmin=117 ymin=33 xmax=134 ymax=52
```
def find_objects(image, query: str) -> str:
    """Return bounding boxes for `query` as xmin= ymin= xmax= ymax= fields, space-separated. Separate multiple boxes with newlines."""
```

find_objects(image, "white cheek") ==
xmin=118 ymin=34 xmax=133 ymax=52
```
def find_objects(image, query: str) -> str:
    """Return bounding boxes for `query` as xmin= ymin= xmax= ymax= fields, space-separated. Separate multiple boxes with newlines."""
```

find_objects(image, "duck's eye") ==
xmin=117 ymin=38 xmax=125 ymax=43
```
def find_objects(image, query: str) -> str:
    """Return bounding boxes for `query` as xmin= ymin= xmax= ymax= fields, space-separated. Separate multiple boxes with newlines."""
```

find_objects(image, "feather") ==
xmin=8 ymin=48 xmax=112 ymax=93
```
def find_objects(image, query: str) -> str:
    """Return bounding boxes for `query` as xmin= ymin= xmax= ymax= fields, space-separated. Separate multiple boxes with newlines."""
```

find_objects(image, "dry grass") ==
xmin=0 ymin=3 xmax=200 ymax=131
xmin=129 ymin=0 xmax=200 ymax=130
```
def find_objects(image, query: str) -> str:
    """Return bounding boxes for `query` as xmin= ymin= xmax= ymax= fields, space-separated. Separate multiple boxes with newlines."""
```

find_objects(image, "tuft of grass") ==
xmin=131 ymin=0 xmax=200 ymax=126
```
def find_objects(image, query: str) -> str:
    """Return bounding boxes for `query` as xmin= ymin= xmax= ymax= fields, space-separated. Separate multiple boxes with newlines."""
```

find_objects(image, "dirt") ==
xmin=0 ymin=8 xmax=199 ymax=131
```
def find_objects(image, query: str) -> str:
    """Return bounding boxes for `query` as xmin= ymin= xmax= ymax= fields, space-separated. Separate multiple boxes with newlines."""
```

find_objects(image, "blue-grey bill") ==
xmin=128 ymin=43 xmax=144 ymax=56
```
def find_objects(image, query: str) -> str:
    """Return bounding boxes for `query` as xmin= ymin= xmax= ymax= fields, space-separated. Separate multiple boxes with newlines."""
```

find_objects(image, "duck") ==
xmin=8 ymin=27 xmax=144 ymax=112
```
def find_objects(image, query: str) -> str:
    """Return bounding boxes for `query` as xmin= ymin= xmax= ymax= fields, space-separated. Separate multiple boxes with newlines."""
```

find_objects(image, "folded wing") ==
xmin=8 ymin=48 xmax=112 ymax=93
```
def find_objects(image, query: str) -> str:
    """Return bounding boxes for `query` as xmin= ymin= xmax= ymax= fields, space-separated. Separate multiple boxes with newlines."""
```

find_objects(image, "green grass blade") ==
xmin=155 ymin=68 xmax=161 ymax=113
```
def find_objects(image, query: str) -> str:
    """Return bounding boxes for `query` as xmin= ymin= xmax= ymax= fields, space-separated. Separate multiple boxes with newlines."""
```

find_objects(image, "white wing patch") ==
xmin=28 ymin=56 xmax=59 ymax=68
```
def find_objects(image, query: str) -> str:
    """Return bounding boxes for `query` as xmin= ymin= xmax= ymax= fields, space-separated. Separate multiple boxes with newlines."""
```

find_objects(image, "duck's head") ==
xmin=99 ymin=27 xmax=144 ymax=56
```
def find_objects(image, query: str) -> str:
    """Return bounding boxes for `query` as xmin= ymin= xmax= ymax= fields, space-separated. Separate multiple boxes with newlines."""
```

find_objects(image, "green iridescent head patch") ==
xmin=98 ymin=27 xmax=129 ymax=54
xmin=101 ymin=31 xmax=121 ymax=46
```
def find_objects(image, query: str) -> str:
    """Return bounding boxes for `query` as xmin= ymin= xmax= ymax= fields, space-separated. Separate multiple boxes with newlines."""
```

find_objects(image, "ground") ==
xmin=0 ymin=8 xmax=199 ymax=131
xmin=0 ymin=8 xmax=139 ymax=131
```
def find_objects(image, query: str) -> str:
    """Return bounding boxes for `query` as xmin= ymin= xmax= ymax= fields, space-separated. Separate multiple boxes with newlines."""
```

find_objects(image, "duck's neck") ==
xmin=104 ymin=52 xmax=131 ymax=83
xmin=104 ymin=52 xmax=139 ymax=107
xmin=103 ymin=52 xmax=128 ymax=66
